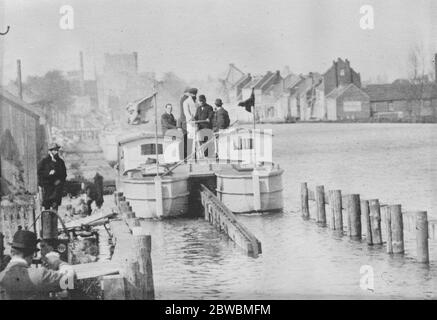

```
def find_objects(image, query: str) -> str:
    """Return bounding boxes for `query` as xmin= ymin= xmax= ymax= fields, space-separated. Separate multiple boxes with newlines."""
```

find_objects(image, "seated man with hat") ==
xmin=37 ymin=142 xmax=67 ymax=211
xmin=0 ymin=230 xmax=75 ymax=300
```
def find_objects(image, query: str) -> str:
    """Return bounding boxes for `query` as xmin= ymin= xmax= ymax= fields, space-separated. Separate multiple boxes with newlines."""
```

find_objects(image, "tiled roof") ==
xmin=364 ymin=82 xmax=437 ymax=101
xmin=232 ymin=74 xmax=251 ymax=89
xmin=326 ymin=83 xmax=368 ymax=99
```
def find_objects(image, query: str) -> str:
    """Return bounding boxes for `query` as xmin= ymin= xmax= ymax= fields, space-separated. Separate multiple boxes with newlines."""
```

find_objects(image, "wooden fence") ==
xmin=301 ymin=182 xmax=436 ymax=264
xmin=0 ymin=196 xmax=39 ymax=252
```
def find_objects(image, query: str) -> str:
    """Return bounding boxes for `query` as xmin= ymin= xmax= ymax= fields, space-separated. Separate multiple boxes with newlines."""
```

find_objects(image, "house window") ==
xmin=340 ymin=69 xmax=345 ymax=76
xmin=388 ymin=101 xmax=394 ymax=112
xmin=141 ymin=143 xmax=163 ymax=155
xmin=233 ymin=137 xmax=253 ymax=150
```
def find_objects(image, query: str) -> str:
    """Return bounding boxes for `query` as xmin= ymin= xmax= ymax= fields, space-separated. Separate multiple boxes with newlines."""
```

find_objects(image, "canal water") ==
xmin=140 ymin=123 xmax=437 ymax=299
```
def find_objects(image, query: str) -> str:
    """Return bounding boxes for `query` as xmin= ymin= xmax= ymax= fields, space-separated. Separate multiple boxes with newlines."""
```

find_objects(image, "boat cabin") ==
xmin=117 ymin=128 xmax=273 ymax=174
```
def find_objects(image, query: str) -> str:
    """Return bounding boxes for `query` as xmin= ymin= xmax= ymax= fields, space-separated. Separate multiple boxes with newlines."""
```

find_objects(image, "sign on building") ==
xmin=343 ymin=101 xmax=362 ymax=112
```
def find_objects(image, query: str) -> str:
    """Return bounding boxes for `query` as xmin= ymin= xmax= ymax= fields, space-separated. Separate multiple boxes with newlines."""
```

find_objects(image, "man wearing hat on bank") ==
xmin=0 ymin=230 xmax=75 ymax=300
xmin=212 ymin=98 xmax=230 ymax=132
xmin=37 ymin=142 xmax=67 ymax=211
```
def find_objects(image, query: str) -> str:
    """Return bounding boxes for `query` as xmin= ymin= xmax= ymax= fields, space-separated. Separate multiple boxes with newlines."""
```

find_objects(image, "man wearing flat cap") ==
xmin=0 ymin=230 xmax=75 ymax=300
xmin=37 ymin=143 xmax=67 ymax=211
xmin=213 ymin=98 xmax=230 ymax=132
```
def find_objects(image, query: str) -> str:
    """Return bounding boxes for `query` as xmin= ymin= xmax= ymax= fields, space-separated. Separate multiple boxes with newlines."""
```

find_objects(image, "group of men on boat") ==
xmin=160 ymin=88 xmax=231 ymax=159
xmin=161 ymin=88 xmax=230 ymax=135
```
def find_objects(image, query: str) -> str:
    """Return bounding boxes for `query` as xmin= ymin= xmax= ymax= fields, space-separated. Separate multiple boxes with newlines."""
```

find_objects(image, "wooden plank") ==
xmin=200 ymin=184 xmax=261 ymax=258
xmin=72 ymin=261 xmax=121 ymax=280
xmin=63 ymin=210 xmax=117 ymax=230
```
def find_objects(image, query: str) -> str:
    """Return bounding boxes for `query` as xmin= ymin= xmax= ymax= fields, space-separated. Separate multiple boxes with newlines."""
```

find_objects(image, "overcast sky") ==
xmin=0 ymin=0 xmax=436 ymax=83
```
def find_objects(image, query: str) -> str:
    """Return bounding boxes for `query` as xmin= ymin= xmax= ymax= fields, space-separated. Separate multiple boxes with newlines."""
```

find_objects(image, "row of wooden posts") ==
xmin=301 ymin=182 xmax=433 ymax=264
xmin=99 ymin=192 xmax=155 ymax=300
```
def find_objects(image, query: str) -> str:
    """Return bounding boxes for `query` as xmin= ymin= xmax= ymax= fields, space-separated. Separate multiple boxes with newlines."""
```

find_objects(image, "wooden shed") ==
xmin=0 ymin=88 xmax=40 ymax=194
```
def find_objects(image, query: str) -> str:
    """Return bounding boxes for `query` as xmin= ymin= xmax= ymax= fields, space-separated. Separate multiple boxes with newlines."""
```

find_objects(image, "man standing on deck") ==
xmin=161 ymin=103 xmax=178 ymax=134
xmin=181 ymin=88 xmax=199 ymax=158
xmin=212 ymin=98 xmax=230 ymax=132
xmin=37 ymin=143 xmax=67 ymax=211
xmin=0 ymin=230 xmax=75 ymax=300
xmin=194 ymin=95 xmax=214 ymax=130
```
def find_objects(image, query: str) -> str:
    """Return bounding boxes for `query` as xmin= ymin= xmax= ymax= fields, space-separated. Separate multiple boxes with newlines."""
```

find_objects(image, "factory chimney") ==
xmin=79 ymin=51 xmax=85 ymax=95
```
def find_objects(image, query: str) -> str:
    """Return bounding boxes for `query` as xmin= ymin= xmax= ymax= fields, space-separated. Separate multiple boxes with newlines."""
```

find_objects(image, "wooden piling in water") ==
xmin=389 ymin=205 xmax=404 ymax=254
xmin=415 ymin=211 xmax=429 ymax=264
xmin=361 ymin=200 xmax=372 ymax=245
xmin=385 ymin=206 xmax=393 ymax=254
xmin=133 ymin=233 xmax=155 ymax=300
xmin=345 ymin=194 xmax=361 ymax=240
xmin=0 ymin=232 xmax=4 ymax=270
xmin=301 ymin=183 xmax=310 ymax=220
xmin=315 ymin=185 xmax=326 ymax=226
xmin=330 ymin=190 xmax=343 ymax=231
xmin=369 ymin=199 xmax=382 ymax=245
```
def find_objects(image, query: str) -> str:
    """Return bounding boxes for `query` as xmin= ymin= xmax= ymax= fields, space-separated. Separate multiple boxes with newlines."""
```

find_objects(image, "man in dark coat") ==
xmin=37 ymin=143 xmax=67 ymax=211
xmin=85 ymin=172 xmax=104 ymax=216
xmin=213 ymin=98 xmax=230 ymax=132
xmin=194 ymin=95 xmax=214 ymax=130
xmin=161 ymin=103 xmax=178 ymax=134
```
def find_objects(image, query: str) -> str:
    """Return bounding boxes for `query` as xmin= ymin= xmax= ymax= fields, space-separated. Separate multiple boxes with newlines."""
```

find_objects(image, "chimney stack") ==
xmin=79 ymin=51 xmax=85 ymax=95
xmin=17 ymin=59 xmax=23 ymax=100
xmin=435 ymin=53 xmax=437 ymax=83
xmin=133 ymin=52 xmax=138 ymax=73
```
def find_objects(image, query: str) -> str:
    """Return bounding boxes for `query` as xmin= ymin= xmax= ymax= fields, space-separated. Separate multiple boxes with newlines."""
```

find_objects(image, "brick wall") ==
xmin=336 ymin=85 xmax=370 ymax=120
xmin=324 ymin=59 xmax=361 ymax=95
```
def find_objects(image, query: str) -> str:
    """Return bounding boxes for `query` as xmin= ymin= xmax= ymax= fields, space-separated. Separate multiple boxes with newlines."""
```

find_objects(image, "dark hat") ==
xmin=198 ymin=94 xmax=206 ymax=102
xmin=215 ymin=98 xmax=223 ymax=106
xmin=48 ymin=142 xmax=61 ymax=151
xmin=10 ymin=230 xmax=40 ymax=252
xmin=188 ymin=88 xmax=198 ymax=95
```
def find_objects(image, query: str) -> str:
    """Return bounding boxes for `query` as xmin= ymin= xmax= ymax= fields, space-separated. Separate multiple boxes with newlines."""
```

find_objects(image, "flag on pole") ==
xmin=238 ymin=88 xmax=255 ymax=113
xmin=126 ymin=94 xmax=155 ymax=125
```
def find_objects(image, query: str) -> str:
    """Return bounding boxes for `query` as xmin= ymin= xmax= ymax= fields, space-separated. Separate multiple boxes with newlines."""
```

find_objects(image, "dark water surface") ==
xmin=140 ymin=123 xmax=437 ymax=299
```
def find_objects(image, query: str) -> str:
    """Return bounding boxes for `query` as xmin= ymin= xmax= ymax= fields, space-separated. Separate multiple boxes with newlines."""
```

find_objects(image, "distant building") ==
xmin=324 ymin=58 xmax=361 ymax=95
xmin=288 ymin=73 xmax=324 ymax=121
xmin=326 ymin=84 xmax=370 ymax=121
xmin=0 ymin=89 xmax=43 ymax=195
xmin=364 ymin=82 xmax=437 ymax=121
xmin=240 ymin=71 xmax=285 ymax=122
xmin=229 ymin=73 xmax=252 ymax=102
xmin=97 ymin=52 xmax=147 ymax=121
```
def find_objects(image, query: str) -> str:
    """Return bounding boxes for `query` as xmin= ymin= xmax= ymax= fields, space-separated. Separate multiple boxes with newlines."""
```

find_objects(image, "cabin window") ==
xmin=141 ymin=143 xmax=163 ymax=155
xmin=233 ymin=137 xmax=253 ymax=150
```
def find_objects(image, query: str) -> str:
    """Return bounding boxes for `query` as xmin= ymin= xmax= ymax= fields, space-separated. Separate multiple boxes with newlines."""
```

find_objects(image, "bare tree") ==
xmin=406 ymin=44 xmax=432 ymax=120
